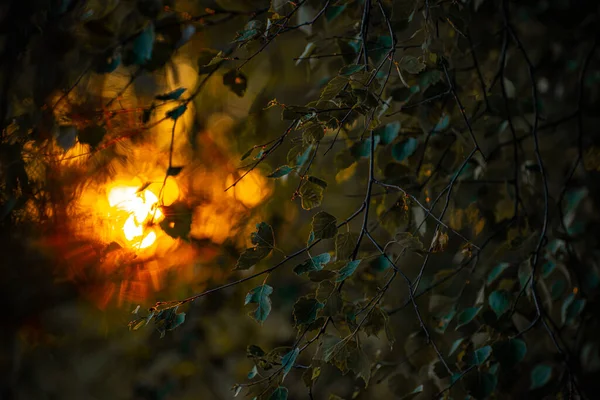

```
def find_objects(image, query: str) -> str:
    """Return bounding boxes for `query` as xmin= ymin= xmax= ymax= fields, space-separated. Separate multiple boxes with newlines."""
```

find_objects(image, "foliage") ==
xmin=2 ymin=0 xmax=600 ymax=398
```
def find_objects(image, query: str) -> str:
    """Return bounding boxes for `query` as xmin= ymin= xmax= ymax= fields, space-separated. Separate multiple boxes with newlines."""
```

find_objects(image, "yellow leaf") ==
xmin=335 ymin=162 xmax=357 ymax=183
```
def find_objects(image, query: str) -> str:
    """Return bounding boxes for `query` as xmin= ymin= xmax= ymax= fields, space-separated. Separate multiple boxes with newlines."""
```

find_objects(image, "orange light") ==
xmin=107 ymin=184 xmax=166 ymax=249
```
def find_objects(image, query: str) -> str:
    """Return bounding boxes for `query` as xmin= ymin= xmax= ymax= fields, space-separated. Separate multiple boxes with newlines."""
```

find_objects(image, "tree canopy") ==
xmin=1 ymin=0 xmax=600 ymax=399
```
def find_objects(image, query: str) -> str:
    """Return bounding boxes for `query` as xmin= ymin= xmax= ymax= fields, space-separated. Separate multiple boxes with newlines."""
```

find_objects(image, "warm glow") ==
xmin=107 ymin=183 xmax=169 ymax=249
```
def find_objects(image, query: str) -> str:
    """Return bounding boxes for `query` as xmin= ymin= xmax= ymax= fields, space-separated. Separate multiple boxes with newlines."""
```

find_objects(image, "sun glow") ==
xmin=106 ymin=179 xmax=179 ymax=250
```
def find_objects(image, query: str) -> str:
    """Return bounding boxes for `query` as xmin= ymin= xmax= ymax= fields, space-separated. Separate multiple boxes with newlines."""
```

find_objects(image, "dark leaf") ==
xmin=312 ymin=211 xmax=338 ymax=240
xmin=269 ymin=387 xmax=288 ymax=400
xmin=57 ymin=125 xmax=77 ymax=151
xmin=241 ymin=147 xmax=255 ymax=160
xmin=398 ymin=55 xmax=426 ymax=74
xmin=235 ymin=246 xmax=271 ymax=270
xmin=197 ymin=48 xmax=221 ymax=74
xmin=293 ymin=297 xmax=324 ymax=326
xmin=159 ymin=202 xmax=193 ymax=240
xmin=166 ymin=104 xmax=188 ymax=120
xmin=335 ymin=232 xmax=359 ymax=260
xmin=493 ymin=339 xmax=527 ymax=369
xmin=561 ymin=294 xmax=586 ymax=326
xmin=155 ymin=87 xmax=186 ymax=101
xmin=223 ymin=69 xmax=247 ymax=97
xmin=339 ymin=64 xmax=365 ymax=76
xmin=251 ymin=222 xmax=275 ymax=248
xmin=166 ymin=166 xmax=183 ymax=176
xmin=78 ymin=125 xmax=106 ymax=148
xmin=307 ymin=176 xmax=328 ymax=188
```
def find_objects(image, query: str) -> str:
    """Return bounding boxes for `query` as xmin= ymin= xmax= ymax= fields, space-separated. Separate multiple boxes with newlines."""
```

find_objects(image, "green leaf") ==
xmin=153 ymin=307 xmax=186 ymax=338
xmin=247 ymin=365 xmax=258 ymax=379
xmin=294 ymin=253 xmax=331 ymax=275
xmin=293 ymin=297 xmax=324 ymax=326
xmin=449 ymin=338 xmax=465 ymax=356
xmin=350 ymin=136 xmax=380 ymax=158
xmin=335 ymin=232 xmax=359 ymax=260
xmin=551 ymin=279 xmax=566 ymax=300
xmin=281 ymin=348 xmax=299 ymax=381
xmin=530 ymin=364 xmax=553 ymax=390
xmin=295 ymin=145 xmax=313 ymax=168
xmin=296 ymin=42 xmax=317 ymax=66
xmin=455 ymin=306 xmax=482 ymax=330
xmin=541 ymin=260 xmax=556 ymax=278
xmin=561 ymin=294 xmax=586 ymax=326
xmin=339 ymin=64 xmax=365 ymax=76
xmin=433 ymin=115 xmax=450 ymax=132
xmin=155 ymin=87 xmax=186 ymax=101
xmin=336 ymin=260 xmax=361 ymax=282
xmin=398 ymin=55 xmax=426 ymax=74
xmin=197 ymin=48 xmax=220 ymax=74
xmin=320 ymin=76 xmax=348 ymax=101
xmin=300 ymin=181 xmax=324 ymax=210
xmin=370 ymin=255 xmax=392 ymax=272
xmin=269 ymin=387 xmax=288 ymax=400
xmin=166 ymin=104 xmax=188 ymax=120
xmin=312 ymin=211 xmax=338 ymax=240
xmin=223 ymin=69 xmax=247 ymax=97
xmin=325 ymin=5 xmax=346 ymax=21
xmin=470 ymin=345 xmax=492 ymax=366
xmin=487 ymin=263 xmax=511 ymax=285
xmin=132 ymin=23 xmax=155 ymax=65
xmin=234 ymin=20 xmax=263 ymax=43
xmin=369 ymin=36 xmax=393 ymax=65
xmin=493 ymin=339 xmax=527 ymax=369
xmin=268 ymin=165 xmax=293 ymax=178
xmin=394 ymin=232 xmax=424 ymax=253
xmin=375 ymin=122 xmax=400 ymax=145
xmin=435 ymin=307 xmax=457 ymax=333
xmin=302 ymin=122 xmax=325 ymax=143
xmin=392 ymin=138 xmax=418 ymax=162
xmin=245 ymin=284 xmax=274 ymax=323
xmin=488 ymin=290 xmax=510 ymax=318
xmin=400 ymin=385 xmax=424 ymax=399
